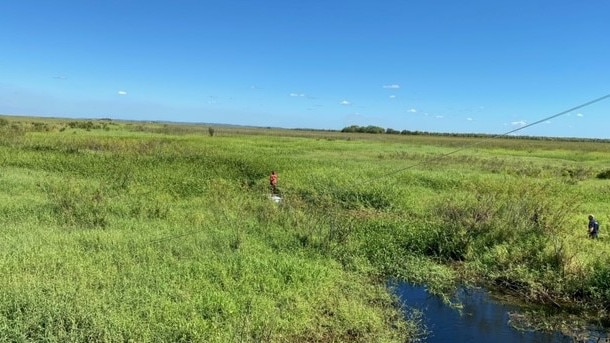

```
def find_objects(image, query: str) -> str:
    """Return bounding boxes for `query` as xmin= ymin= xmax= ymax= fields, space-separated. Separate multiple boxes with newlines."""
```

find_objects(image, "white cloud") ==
xmin=383 ymin=84 xmax=400 ymax=89
xmin=435 ymin=115 xmax=444 ymax=119
xmin=389 ymin=95 xmax=396 ymax=99
xmin=408 ymin=108 xmax=417 ymax=113
xmin=290 ymin=93 xmax=305 ymax=97
xmin=511 ymin=120 xmax=527 ymax=127
xmin=117 ymin=90 xmax=128 ymax=96
xmin=466 ymin=117 xmax=473 ymax=121
xmin=576 ymin=113 xmax=584 ymax=117
xmin=340 ymin=100 xmax=351 ymax=105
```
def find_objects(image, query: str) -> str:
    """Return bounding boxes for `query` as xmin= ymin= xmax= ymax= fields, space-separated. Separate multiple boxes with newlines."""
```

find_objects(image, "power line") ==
xmin=147 ymin=92 xmax=610 ymax=244
xmin=360 ymin=93 xmax=610 ymax=184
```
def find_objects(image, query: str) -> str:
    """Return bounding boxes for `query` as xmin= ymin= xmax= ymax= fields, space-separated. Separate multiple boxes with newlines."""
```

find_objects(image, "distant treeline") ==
xmin=338 ymin=125 xmax=610 ymax=143
xmin=2 ymin=116 xmax=608 ymax=143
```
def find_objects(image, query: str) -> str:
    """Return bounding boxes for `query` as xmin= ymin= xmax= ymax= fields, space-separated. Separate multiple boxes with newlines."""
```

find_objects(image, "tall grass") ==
xmin=1 ymin=116 xmax=610 ymax=340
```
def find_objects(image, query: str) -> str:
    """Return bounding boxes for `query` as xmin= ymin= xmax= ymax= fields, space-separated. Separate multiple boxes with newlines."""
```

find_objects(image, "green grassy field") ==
xmin=1 ymin=116 xmax=609 ymax=341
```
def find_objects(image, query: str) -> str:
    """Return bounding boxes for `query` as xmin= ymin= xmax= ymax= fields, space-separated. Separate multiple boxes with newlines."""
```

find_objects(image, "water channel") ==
xmin=393 ymin=283 xmax=610 ymax=343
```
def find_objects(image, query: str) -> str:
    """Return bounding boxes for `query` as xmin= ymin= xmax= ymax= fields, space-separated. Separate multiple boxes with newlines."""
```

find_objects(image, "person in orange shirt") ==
xmin=269 ymin=171 xmax=278 ymax=195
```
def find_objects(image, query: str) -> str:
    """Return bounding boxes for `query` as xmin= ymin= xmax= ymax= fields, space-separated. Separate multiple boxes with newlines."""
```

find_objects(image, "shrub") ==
xmin=596 ymin=169 xmax=610 ymax=179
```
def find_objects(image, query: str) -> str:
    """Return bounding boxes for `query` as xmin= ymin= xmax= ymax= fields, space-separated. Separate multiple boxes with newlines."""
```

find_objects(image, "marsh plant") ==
xmin=1 ymin=116 xmax=609 ymax=341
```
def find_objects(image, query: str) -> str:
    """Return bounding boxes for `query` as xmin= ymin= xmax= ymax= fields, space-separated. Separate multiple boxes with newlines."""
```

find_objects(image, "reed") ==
xmin=1 ymin=116 xmax=609 ymax=341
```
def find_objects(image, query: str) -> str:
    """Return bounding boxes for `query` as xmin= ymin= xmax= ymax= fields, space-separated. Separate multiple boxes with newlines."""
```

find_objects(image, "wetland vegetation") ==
xmin=0 ymin=115 xmax=609 ymax=342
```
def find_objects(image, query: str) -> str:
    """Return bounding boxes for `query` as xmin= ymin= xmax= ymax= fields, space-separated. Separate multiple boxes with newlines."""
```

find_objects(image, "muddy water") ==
xmin=394 ymin=283 xmax=609 ymax=343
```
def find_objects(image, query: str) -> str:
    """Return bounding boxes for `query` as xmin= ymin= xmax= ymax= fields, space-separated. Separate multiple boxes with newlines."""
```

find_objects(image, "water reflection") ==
xmin=394 ymin=283 xmax=574 ymax=343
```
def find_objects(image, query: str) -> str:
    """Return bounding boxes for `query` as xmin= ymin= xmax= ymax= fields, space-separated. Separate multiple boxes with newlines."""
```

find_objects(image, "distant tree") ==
xmin=341 ymin=125 xmax=360 ymax=133
xmin=208 ymin=127 xmax=215 ymax=137
xmin=385 ymin=128 xmax=400 ymax=134
xmin=363 ymin=125 xmax=385 ymax=134
xmin=341 ymin=125 xmax=388 ymax=134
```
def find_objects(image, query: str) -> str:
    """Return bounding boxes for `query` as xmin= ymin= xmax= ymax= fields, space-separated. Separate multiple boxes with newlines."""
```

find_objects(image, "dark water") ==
xmin=394 ymin=283 xmax=608 ymax=343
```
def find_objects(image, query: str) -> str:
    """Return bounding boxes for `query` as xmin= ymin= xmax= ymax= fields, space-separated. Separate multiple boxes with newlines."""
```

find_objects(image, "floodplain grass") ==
xmin=1 ymin=116 xmax=610 ymax=341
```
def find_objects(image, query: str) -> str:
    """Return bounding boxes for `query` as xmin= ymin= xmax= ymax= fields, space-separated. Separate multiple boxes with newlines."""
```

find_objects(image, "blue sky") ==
xmin=1 ymin=1 xmax=609 ymax=138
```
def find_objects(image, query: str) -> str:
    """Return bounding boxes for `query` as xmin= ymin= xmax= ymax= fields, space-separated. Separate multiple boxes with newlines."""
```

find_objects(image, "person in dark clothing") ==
xmin=588 ymin=214 xmax=600 ymax=239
